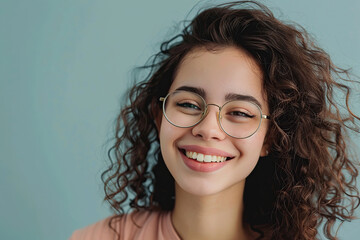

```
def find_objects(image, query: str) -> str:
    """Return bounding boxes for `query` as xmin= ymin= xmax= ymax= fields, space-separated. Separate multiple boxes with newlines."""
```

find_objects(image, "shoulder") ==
xmin=69 ymin=216 xmax=114 ymax=240
xmin=69 ymin=210 xmax=179 ymax=240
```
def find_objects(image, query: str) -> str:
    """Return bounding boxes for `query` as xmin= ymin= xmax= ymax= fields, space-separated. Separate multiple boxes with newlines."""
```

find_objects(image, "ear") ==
xmin=259 ymin=122 xmax=272 ymax=157
xmin=151 ymin=99 xmax=162 ymax=131
xmin=260 ymin=133 xmax=271 ymax=157
xmin=260 ymin=144 xmax=269 ymax=157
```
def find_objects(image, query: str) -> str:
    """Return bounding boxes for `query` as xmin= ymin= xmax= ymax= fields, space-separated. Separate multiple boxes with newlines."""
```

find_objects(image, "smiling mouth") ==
xmin=179 ymin=148 xmax=234 ymax=163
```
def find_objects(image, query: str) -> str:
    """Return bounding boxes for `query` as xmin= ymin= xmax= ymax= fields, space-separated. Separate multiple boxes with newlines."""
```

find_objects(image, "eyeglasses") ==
xmin=159 ymin=90 xmax=270 ymax=139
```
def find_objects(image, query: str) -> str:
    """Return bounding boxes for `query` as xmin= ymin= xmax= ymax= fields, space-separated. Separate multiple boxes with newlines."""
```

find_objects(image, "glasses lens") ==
xmin=220 ymin=100 xmax=262 ymax=138
xmin=163 ymin=91 xmax=205 ymax=127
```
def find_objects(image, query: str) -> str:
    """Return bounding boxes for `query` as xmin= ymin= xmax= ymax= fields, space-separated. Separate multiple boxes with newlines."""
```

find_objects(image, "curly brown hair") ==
xmin=101 ymin=1 xmax=360 ymax=239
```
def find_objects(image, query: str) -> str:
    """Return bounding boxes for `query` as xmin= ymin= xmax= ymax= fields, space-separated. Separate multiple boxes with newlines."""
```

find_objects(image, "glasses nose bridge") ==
xmin=203 ymin=103 xmax=222 ymax=120
xmin=205 ymin=103 xmax=221 ymax=112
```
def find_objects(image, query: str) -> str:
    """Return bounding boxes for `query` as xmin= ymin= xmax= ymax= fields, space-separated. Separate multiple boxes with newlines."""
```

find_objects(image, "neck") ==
xmin=171 ymin=181 xmax=254 ymax=240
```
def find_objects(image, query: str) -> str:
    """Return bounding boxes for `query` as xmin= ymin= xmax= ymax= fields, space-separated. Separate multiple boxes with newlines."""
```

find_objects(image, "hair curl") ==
xmin=101 ymin=1 xmax=360 ymax=239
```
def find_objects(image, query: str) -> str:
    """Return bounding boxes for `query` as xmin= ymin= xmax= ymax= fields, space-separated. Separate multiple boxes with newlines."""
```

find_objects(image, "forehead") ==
xmin=170 ymin=47 xmax=267 ymax=107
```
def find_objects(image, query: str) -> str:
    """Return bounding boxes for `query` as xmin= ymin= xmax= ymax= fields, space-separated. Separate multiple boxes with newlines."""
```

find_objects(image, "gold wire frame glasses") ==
xmin=159 ymin=90 xmax=270 ymax=139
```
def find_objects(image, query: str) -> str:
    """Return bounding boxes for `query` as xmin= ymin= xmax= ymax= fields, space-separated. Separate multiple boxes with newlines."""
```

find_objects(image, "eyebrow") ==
xmin=225 ymin=93 xmax=263 ymax=109
xmin=175 ymin=86 xmax=206 ymax=99
xmin=174 ymin=85 xmax=263 ymax=109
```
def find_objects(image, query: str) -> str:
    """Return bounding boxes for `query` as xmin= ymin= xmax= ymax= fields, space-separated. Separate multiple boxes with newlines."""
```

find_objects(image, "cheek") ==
xmin=159 ymin=118 xmax=184 ymax=160
xmin=159 ymin=121 xmax=171 ymax=157
xmin=159 ymin=120 xmax=186 ymax=182
xmin=230 ymin=137 xmax=265 ymax=181
xmin=233 ymin=133 xmax=266 ymax=158
xmin=159 ymin=116 xmax=176 ymax=144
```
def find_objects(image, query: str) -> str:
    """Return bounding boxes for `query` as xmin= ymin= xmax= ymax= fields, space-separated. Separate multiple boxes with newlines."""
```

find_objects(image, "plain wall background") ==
xmin=1 ymin=0 xmax=359 ymax=239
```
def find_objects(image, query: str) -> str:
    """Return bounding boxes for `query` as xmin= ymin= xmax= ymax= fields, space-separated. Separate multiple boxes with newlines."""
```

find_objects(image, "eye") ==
xmin=176 ymin=102 xmax=201 ymax=110
xmin=228 ymin=111 xmax=254 ymax=118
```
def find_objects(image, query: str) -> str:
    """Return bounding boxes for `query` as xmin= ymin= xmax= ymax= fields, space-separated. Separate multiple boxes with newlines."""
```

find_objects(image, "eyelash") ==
xmin=227 ymin=111 xmax=254 ymax=118
xmin=176 ymin=102 xmax=201 ymax=110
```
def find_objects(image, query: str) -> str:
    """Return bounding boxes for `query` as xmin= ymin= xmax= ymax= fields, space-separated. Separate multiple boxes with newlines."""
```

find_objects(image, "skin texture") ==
xmin=158 ymin=47 xmax=270 ymax=240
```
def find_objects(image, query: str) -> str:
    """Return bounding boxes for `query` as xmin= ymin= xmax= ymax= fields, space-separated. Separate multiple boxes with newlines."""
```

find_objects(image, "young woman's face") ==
xmin=159 ymin=47 xmax=269 ymax=196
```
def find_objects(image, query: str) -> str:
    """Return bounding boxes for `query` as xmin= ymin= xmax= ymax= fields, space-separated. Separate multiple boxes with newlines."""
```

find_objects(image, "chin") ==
xmin=175 ymin=175 xmax=247 ymax=197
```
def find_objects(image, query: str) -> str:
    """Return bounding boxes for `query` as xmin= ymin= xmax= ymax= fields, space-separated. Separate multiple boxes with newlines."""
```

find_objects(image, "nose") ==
xmin=191 ymin=104 xmax=226 ymax=141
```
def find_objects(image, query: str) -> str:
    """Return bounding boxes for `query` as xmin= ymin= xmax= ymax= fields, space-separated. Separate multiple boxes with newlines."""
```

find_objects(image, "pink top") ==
xmin=69 ymin=211 xmax=181 ymax=240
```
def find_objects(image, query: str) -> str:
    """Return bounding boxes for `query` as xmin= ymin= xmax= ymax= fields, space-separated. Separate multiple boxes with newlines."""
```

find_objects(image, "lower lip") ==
xmin=180 ymin=150 xmax=228 ymax=172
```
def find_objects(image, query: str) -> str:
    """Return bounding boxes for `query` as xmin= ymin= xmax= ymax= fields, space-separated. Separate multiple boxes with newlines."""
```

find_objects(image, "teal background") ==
xmin=0 ymin=0 xmax=359 ymax=239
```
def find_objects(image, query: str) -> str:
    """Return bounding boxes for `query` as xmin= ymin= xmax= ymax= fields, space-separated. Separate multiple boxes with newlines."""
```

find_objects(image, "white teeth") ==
xmin=204 ymin=155 xmax=212 ymax=162
xmin=197 ymin=153 xmax=204 ymax=162
xmin=185 ymin=151 xmax=228 ymax=163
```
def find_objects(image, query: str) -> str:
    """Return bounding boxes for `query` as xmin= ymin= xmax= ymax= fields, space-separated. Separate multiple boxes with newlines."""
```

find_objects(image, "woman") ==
xmin=71 ymin=1 xmax=360 ymax=239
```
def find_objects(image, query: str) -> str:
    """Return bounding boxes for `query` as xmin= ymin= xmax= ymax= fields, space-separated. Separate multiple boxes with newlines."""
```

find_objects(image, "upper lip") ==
xmin=179 ymin=145 xmax=235 ymax=158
